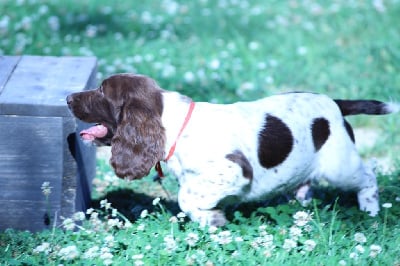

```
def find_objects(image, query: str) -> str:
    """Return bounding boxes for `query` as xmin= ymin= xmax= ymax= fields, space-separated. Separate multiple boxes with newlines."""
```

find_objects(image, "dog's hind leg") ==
xmin=295 ymin=182 xmax=313 ymax=207
xmin=356 ymin=164 xmax=380 ymax=216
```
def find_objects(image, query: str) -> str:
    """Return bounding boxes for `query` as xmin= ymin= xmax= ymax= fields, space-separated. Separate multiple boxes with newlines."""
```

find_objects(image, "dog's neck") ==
xmin=161 ymin=91 xmax=195 ymax=158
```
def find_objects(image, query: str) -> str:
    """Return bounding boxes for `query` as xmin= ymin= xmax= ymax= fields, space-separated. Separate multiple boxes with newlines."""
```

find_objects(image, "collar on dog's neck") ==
xmin=155 ymin=101 xmax=196 ymax=178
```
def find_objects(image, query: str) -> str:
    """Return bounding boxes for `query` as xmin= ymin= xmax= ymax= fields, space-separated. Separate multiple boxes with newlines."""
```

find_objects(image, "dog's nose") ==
xmin=66 ymin=95 xmax=73 ymax=105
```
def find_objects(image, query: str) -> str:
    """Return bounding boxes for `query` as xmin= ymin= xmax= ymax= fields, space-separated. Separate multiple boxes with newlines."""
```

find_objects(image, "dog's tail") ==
xmin=334 ymin=99 xmax=400 ymax=116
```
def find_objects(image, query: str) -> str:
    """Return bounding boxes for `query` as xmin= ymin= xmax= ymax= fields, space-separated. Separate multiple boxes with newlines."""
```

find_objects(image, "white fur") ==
xmin=161 ymin=92 xmax=384 ymax=226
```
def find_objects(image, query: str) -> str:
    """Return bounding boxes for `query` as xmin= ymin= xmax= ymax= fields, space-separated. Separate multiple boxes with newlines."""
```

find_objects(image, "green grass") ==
xmin=1 ymin=0 xmax=400 ymax=265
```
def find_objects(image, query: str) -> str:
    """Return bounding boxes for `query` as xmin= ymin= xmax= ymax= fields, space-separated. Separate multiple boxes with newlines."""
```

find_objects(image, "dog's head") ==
xmin=67 ymin=74 xmax=166 ymax=179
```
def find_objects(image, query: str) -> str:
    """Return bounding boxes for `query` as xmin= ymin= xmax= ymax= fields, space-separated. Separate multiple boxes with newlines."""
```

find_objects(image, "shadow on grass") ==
xmin=92 ymin=187 xmax=362 ymax=224
xmin=92 ymin=189 xmax=181 ymax=221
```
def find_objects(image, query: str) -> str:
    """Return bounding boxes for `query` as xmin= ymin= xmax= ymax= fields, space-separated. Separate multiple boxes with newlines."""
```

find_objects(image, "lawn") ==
xmin=1 ymin=0 xmax=400 ymax=265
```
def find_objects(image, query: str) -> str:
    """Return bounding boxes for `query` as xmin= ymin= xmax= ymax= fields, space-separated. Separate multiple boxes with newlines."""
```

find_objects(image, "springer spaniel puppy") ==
xmin=67 ymin=74 xmax=398 ymax=226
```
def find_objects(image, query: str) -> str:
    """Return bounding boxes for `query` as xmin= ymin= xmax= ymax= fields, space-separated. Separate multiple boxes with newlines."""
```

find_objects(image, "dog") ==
xmin=67 ymin=73 xmax=398 ymax=226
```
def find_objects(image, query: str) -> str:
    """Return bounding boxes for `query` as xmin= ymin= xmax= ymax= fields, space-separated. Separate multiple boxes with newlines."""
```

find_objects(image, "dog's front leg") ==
xmin=177 ymin=165 xmax=251 ymax=226
xmin=178 ymin=182 xmax=229 ymax=227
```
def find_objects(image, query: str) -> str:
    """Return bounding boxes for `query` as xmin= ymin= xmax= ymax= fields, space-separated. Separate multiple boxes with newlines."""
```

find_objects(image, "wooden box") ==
xmin=0 ymin=55 xmax=97 ymax=231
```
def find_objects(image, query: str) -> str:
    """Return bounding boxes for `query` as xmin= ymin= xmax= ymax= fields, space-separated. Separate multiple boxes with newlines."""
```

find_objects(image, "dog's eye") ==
xmin=98 ymin=86 xmax=104 ymax=95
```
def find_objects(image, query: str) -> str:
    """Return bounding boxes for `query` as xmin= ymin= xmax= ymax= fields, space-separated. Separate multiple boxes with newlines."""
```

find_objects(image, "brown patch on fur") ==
xmin=258 ymin=115 xmax=294 ymax=169
xmin=311 ymin=117 xmax=330 ymax=151
xmin=226 ymin=150 xmax=253 ymax=180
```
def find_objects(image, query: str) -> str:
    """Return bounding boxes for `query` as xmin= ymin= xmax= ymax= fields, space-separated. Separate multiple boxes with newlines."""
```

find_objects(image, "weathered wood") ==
xmin=0 ymin=56 xmax=97 ymax=116
xmin=0 ymin=55 xmax=97 ymax=231
xmin=0 ymin=56 xmax=20 ymax=94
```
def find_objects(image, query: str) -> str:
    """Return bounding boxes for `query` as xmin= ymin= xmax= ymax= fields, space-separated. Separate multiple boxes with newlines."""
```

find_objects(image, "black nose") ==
xmin=66 ymin=95 xmax=73 ymax=105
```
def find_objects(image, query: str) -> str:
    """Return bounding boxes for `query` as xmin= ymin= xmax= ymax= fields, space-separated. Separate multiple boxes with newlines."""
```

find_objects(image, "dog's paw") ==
xmin=193 ymin=209 xmax=227 ymax=227
xmin=295 ymin=183 xmax=313 ymax=207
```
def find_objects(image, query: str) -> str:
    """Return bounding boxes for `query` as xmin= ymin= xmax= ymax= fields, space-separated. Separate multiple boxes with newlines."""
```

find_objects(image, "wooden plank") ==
xmin=0 ymin=116 xmax=63 ymax=201
xmin=0 ymin=55 xmax=97 ymax=231
xmin=0 ymin=55 xmax=97 ymax=117
xmin=0 ymin=200 xmax=60 ymax=231
xmin=0 ymin=56 xmax=20 ymax=94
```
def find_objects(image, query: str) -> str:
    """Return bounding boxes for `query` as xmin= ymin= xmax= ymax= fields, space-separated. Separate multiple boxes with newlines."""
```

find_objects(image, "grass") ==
xmin=1 ymin=0 xmax=400 ymax=265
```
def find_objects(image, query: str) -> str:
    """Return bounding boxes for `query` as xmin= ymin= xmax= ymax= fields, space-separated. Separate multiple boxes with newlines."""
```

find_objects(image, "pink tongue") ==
xmin=80 ymin=125 xmax=108 ymax=141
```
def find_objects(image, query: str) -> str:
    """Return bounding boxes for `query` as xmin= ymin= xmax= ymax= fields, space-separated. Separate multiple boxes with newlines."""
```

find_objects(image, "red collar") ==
xmin=155 ymin=101 xmax=195 ymax=178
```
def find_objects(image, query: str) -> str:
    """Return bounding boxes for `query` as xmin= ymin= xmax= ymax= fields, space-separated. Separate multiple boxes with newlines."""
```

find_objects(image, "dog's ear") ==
xmin=110 ymin=98 xmax=165 ymax=179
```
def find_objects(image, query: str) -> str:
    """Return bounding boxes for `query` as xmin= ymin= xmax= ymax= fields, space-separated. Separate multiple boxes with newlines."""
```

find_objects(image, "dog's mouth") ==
xmin=80 ymin=124 xmax=108 ymax=141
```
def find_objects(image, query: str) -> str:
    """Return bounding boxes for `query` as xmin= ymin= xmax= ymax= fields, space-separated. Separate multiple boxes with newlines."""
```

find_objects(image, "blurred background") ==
xmin=1 ymin=0 xmax=399 ymax=103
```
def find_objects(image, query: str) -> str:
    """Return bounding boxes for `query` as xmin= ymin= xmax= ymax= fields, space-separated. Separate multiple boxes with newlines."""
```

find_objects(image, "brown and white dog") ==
xmin=67 ymin=73 xmax=398 ymax=226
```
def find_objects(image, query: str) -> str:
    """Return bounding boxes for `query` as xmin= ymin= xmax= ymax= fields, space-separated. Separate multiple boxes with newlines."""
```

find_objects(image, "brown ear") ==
xmin=110 ymin=99 xmax=165 ymax=179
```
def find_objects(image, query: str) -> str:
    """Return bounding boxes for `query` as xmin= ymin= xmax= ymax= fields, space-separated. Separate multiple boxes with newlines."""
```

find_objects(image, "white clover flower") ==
xmin=85 ymin=24 xmax=98 ymax=38
xmin=104 ymin=235 xmax=115 ymax=247
xmin=104 ymin=259 xmax=113 ymax=266
xmin=355 ymin=244 xmax=365 ymax=254
xmin=20 ymin=16 xmax=32 ymax=31
xmin=263 ymin=247 xmax=275 ymax=258
xmin=132 ymin=254 xmax=144 ymax=260
xmin=90 ymin=211 xmax=99 ymax=220
xmin=82 ymin=246 xmax=99 ymax=259
xmin=100 ymin=199 xmax=108 ymax=208
xmin=62 ymin=218 xmax=75 ymax=231
xmin=235 ymin=236 xmax=244 ymax=242
xmin=47 ymin=16 xmax=60 ymax=31
xmin=33 ymin=242 xmax=51 ymax=254
xmin=373 ymin=0 xmax=386 ymax=13
xmin=208 ymin=226 xmax=218 ymax=234
xmin=140 ymin=209 xmax=149 ymax=219
xmin=162 ymin=65 xmax=176 ymax=78
xmin=293 ymin=211 xmax=312 ymax=227
xmin=217 ymin=230 xmax=232 ymax=245
xmin=382 ymin=202 xmax=392 ymax=208
xmin=0 ymin=15 xmax=10 ymax=34
xmin=338 ymin=259 xmax=347 ymax=265
xmin=240 ymin=82 xmax=255 ymax=91
xmin=297 ymin=46 xmax=308 ymax=56
xmin=209 ymin=59 xmax=220 ymax=70
xmin=141 ymin=11 xmax=153 ymax=24
xmin=248 ymin=41 xmax=260 ymax=50
xmin=72 ymin=212 xmax=86 ymax=221
xmin=152 ymin=197 xmax=161 ymax=206
xmin=369 ymin=244 xmax=382 ymax=258
xmin=184 ymin=71 xmax=195 ymax=83
xmin=262 ymin=234 xmax=274 ymax=248
xmin=252 ymin=234 xmax=275 ymax=250
xmin=124 ymin=221 xmax=133 ymax=229
xmin=58 ymin=245 xmax=80 ymax=260
xmin=354 ymin=232 xmax=367 ymax=243
xmin=100 ymin=251 xmax=113 ymax=265
xmin=258 ymin=224 xmax=268 ymax=232
xmin=137 ymin=223 xmax=146 ymax=231
xmin=265 ymin=76 xmax=274 ymax=84
xmin=107 ymin=218 xmax=122 ymax=228
xmin=289 ymin=226 xmax=303 ymax=240
xmin=41 ymin=182 xmax=52 ymax=196
xmin=185 ymin=232 xmax=199 ymax=247
xmin=269 ymin=59 xmax=278 ymax=67
xmin=349 ymin=252 xmax=358 ymax=260
xmin=303 ymin=239 xmax=317 ymax=251
xmin=177 ymin=212 xmax=186 ymax=219
xmin=169 ymin=216 xmax=178 ymax=223
xmin=164 ymin=235 xmax=178 ymax=253
xmin=134 ymin=260 xmax=145 ymax=266
xmin=282 ymin=239 xmax=297 ymax=251
xmin=38 ymin=5 xmax=49 ymax=14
